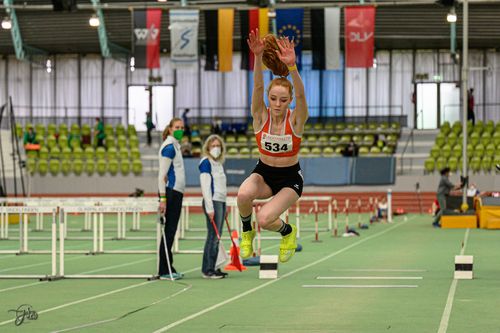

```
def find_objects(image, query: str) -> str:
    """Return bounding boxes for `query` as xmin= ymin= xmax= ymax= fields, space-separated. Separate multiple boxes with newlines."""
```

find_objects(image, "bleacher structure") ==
xmin=424 ymin=120 xmax=500 ymax=174
xmin=189 ymin=121 xmax=401 ymax=158
xmin=18 ymin=123 xmax=143 ymax=176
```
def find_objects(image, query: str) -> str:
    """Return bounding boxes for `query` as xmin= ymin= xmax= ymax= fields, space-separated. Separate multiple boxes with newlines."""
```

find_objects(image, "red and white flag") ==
xmin=344 ymin=6 xmax=375 ymax=68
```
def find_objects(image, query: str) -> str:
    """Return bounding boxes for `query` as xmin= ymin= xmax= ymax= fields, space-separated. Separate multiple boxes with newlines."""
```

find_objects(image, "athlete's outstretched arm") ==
xmin=247 ymin=29 xmax=266 ymax=126
xmin=277 ymin=37 xmax=308 ymax=134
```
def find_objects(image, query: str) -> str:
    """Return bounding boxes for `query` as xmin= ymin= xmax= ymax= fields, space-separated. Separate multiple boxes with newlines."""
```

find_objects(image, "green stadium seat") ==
xmin=38 ymin=159 xmax=48 ymax=176
xmin=485 ymin=143 xmax=495 ymax=157
xmin=346 ymin=123 xmax=355 ymax=131
xmin=96 ymin=146 xmax=106 ymax=160
xmin=116 ymin=124 xmax=126 ymax=137
xmin=304 ymin=123 xmax=313 ymax=131
xmin=47 ymin=123 xmax=57 ymax=136
xmin=61 ymin=159 xmax=71 ymax=176
xmin=49 ymin=159 xmax=60 ymax=176
xmin=96 ymin=159 xmax=107 ymax=176
xmin=435 ymin=133 xmax=446 ymax=147
xmin=120 ymin=159 xmax=131 ymax=175
xmin=50 ymin=146 xmax=61 ymax=159
xmin=335 ymin=146 xmax=344 ymax=155
xmin=132 ymin=159 xmax=143 ymax=175
xmin=119 ymin=147 xmax=130 ymax=160
xmin=107 ymin=146 xmax=118 ymax=160
xmin=27 ymin=158 xmax=37 ymax=175
xmin=382 ymin=146 xmax=393 ymax=155
xmin=226 ymin=135 xmax=236 ymax=144
xmin=237 ymin=135 xmax=248 ymax=144
xmin=84 ymin=146 xmax=95 ymax=160
xmin=105 ymin=136 xmax=116 ymax=149
xmin=335 ymin=123 xmax=346 ymax=131
xmin=310 ymin=147 xmax=322 ymax=157
xmin=494 ymin=156 xmax=500 ymax=174
xmin=239 ymin=147 xmax=251 ymax=157
xmin=60 ymin=145 xmax=71 ymax=159
xmin=448 ymin=156 xmax=458 ymax=172
xmin=436 ymin=157 xmax=447 ymax=171
xmin=39 ymin=146 xmax=49 ymax=159
xmin=318 ymin=135 xmax=328 ymax=144
xmin=251 ymin=147 xmax=259 ymax=157
xmin=451 ymin=121 xmax=462 ymax=135
xmin=441 ymin=144 xmax=451 ymax=159
xmin=481 ymin=156 xmax=492 ymax=172
xmin=16 ymin=123 xmax=23 ymax=138
xmin=481 ymin=132 xmax=492 ymax=145
xmin=473 ymin=143 xmax=485 ymax=157
xmin=59 ymin=123 xmax=68 ymax=137
xmin=322 ymin=146 xmax=335 ymax=157
xmin=117 ymin=135 xmax=127 ymax=148
xmin=227 ymin=147 xmax=238 ymax=157
xmin=69 ymin=135 xmax=81 ymax=150
xmin=492 ymin=132 xmax=500 ymax=146
xmin=299 ymin=147 xmax=310 ymax=155
xmin=390 ymin=122 xmax=401 ymax=131
xmin=324 ymin=123 xmax=334 ymax=131
xmin=369 ymin=146 xmax=381 ymax=154
xmin=430 ymin=145 xmax=440 ymax=159
xmin=339 ymin=135 xmax=351 ymax=144
xmin=452 ymin=144 xmax=462 ymax=158
xmin=424 ymin=158 xmax=435 ymax=173
xmin=127 ymin=125 xmax=137 ymax=137
xmin=72 ymin=159 xmax=83 ymax=175
xmin=85 ymin=160 xmax=95 ymax=175
xmin=447 ymin=132 xmax=457 ymax=147
xmin=352 ymin=135 xmax=362 ymax=145
xmin=306 ymin=134 xmax=318 ymax=143
xmin=70 ymin=123 xmax=80 ymax=136
xmin=313 ymin=123 xmax=323 ymax=131
xmin=58 ymin=135 xmax=69 ymax=149
xmin=358 ymin=146 xmax=369 ymax=155
xmin=73 ymin=146 xmax=84 ymax=160
xmin=129 ymin=136 xmax=139 ymax=148
xmin=470 ymin=156 xmax=481 ymax=173
xmin=47 ymin=135 xmax=57 ymax=149
xmin=329 ymin=135 xmax=339 ymax=145
xmin=36 ymin=123 xmax=46 ymax=137
xmin=108 ymin=159 xmax=119 ymax=176
xmin=469 ymin=132 xmax=480 ymax=146
xmin=104 ymin=124 xmax=114 ymax=137
xmin=130 ymin=148 xmax=140 ymax=160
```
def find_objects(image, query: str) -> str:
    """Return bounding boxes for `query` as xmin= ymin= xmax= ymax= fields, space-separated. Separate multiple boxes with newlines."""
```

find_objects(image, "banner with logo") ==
xmin=133 ymin=9 xmax=162 ymax=69
xmin=344 ymin=6 xmax=375 ymax=68
xmin=169 ymin=10 xmax=199 ymax=69
xmin=276 ymin=9 xmax=304 ymax=70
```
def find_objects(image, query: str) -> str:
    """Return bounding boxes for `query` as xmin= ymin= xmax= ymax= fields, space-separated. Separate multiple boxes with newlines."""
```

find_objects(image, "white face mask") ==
xmin=210 ymin=147 xmax=221 ymax=159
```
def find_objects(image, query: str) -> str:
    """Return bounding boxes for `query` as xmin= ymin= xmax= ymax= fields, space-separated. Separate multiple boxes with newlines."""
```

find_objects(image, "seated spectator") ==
xmin=342 ymin=140 xmax=358 ymax=157
xmin=180 ymin=136 xmax=192 ymax=157
xmin=466 ymin=183 xmax=480 ymax=197
xmin=23 ymin=127 xmax=37 ymax=146
xmin=211 ymin=118 xmax=222 ymax=135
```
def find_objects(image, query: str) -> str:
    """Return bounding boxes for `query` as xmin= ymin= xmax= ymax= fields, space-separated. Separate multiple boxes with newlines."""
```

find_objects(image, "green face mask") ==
xmin=173 ymin=129 xmax=184 ymax=140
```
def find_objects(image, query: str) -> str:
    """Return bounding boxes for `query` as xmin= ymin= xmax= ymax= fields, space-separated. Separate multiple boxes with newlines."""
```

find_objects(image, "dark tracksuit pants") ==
xmin=158 ymin=188 xmax=183 ymax=275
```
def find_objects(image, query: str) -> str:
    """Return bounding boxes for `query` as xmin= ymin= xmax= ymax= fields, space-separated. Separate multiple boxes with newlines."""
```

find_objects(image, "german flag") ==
xmin=240 ymin=8 xmax=269 ymax=70
xmin=204 ymin=9 xmax=234 ymax=72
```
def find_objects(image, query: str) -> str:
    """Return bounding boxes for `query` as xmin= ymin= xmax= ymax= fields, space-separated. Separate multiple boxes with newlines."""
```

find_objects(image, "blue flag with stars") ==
xmin=276 ymin=8 xmax=304 ymax=70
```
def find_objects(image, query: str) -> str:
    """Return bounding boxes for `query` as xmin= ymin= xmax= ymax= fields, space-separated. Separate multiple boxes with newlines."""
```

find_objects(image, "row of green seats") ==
xmin=26 ymin=158 xmax=142 ymax=176
xmin=440 ymin=120 xmax=500 ymax=137
xmin=435 ymin=131 xmax=500 ymax=147
xmin=425 ymin=155 xmax=500 ymax=174
xmin=225 ymin=145 xmax=393 ymax=157
xmin=32 ymin=134 xmax=140 ymax=150
xmin=26 ymin=146 xmax=141 ymax=161
xmin=17 ymin=123 xmax=137 ymax=139
xmin=430 ymin=142 xmax=500 ymax=159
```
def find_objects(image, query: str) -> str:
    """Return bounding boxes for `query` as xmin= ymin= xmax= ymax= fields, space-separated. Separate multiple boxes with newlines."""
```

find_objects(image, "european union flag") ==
xmin=276 ymin=8 xmax=304 ymax=70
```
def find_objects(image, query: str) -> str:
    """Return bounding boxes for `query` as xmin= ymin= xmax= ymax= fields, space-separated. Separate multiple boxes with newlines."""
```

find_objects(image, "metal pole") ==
xmin=461 ymin=0 xmax=469 ymax=206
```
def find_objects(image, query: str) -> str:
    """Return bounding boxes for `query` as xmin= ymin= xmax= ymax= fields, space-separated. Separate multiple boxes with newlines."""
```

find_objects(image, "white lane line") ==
xmin=330 ymin=269 xmax=426 ymax=272
xmin=302 ymin=284 xmax=418 ymax=288
xmin=0 ymin=281 xmax=154 ymax=327
xmin=0 ymin=281 xmax=46 ymax=293
xmin=316 ymin=276 xmax=423 ymax=280
xmin=437 ymin=228 xmax=470 ymax=333
xmin=152 ymin=217 xmax=412 ymax=333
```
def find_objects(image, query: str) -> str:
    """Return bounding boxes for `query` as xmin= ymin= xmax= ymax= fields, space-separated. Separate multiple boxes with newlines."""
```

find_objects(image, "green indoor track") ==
xmin=0 ymin=214 xmax=499 ymax=333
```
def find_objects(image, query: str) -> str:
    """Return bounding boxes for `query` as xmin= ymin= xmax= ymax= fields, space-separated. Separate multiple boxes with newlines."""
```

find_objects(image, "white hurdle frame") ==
xmin=57 ymin=205 xmax=159 ymax=280
xmin=0 ymin=206 xmax=57 ymax=279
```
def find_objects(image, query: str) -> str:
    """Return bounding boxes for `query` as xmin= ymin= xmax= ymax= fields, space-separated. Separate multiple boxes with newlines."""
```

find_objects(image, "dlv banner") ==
xmin=344 ymin=6 xmax=375 ymax=68
xmin=170 ymin=10 xmax=199 ymax=69
xmin=133 ymin=9 xmax=162 ymax=69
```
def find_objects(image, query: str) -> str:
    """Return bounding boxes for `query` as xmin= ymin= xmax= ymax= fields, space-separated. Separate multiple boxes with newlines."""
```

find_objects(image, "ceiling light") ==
xmin=447 ymin=7 xmax=457 ymax=23
xmin=89 ymin=14 xmax=100 ymax=27
xmin=157 ymin=0 xmax=167 ymax=2
xmin=1 ymin=16 xmax=12 ymax=30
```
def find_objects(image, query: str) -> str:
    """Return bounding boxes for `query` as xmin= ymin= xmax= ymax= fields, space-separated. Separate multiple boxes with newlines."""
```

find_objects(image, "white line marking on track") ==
xmin=329 ymin=269 xmax=426 ymax=272
xmin=302 ymin=284 xmax=418 ymax=288
xmin=151 ymin=217 xmax=412 ymax=333
xmin=316 ymin=276 xmax=423 ymax=280
xmin=437 ymin=228 xmax=470 ymax=333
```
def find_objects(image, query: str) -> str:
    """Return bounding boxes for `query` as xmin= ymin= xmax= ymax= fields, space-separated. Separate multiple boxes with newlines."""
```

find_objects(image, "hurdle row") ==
xmin=0 ymin=205 xmax=160 ymax=280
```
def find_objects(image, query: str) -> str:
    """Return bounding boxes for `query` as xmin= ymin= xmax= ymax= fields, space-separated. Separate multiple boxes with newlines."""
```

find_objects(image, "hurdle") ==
xmin=344 ymin=199 xmax=350 ymax=233
xmin=294 ymin=196 xmax=333 ymax=233
xmin=332 ymin=199 xmax=338 ymax=237
xmin=56 ymin=205 xmax=158 ymax=280
xmin=0 ymin=206 xmax=57 ymax=280
xmin=387 ymin=189 xmax=393 ymax=223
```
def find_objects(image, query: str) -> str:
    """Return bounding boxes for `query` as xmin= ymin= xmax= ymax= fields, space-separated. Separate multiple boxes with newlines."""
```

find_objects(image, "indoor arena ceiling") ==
xmin=2 ymin=0 xmax=500 ymax=56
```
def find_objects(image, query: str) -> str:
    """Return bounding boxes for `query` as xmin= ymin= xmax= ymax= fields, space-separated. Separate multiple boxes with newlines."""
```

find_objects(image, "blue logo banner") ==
xmin=276 ymin=8 xmax=304 ymax=70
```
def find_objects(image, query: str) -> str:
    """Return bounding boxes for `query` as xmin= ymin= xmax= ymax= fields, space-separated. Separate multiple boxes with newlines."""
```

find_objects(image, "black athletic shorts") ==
xmin=251 ymin=160 xmax=303 ymax=197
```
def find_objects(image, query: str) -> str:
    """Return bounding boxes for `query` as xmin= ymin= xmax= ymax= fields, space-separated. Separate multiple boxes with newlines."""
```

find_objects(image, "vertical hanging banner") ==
xmin=311 ymin=7 xmax=340 ymax=70
xmin=204 ymin=9 xmax=234 ymax=72
xmin=133 ymin=9 xmax=162 ymax=69
xmin=169 ymin=10 xmax=199 ymax=69
xmin=276 ymin=9 xmax=304 ymax=70
xmin=344 ymin=6 xmax=376 ymax=68
xmin=240 ymin=8 xmax=269 ymax=70
xmin=218 ymin=8 xmax=234 ymax=72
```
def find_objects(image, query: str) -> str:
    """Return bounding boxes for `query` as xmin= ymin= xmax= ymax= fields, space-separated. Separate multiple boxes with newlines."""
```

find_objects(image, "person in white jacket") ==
xmin=158 ymin=117 xmax=185 ymax=280
xmin=199 ymin=134 xmax=228 ymax=279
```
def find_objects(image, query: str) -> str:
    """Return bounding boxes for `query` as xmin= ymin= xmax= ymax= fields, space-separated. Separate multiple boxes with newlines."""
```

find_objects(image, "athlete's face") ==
xmin=268 ymin=85 xmax=291 ymax=116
